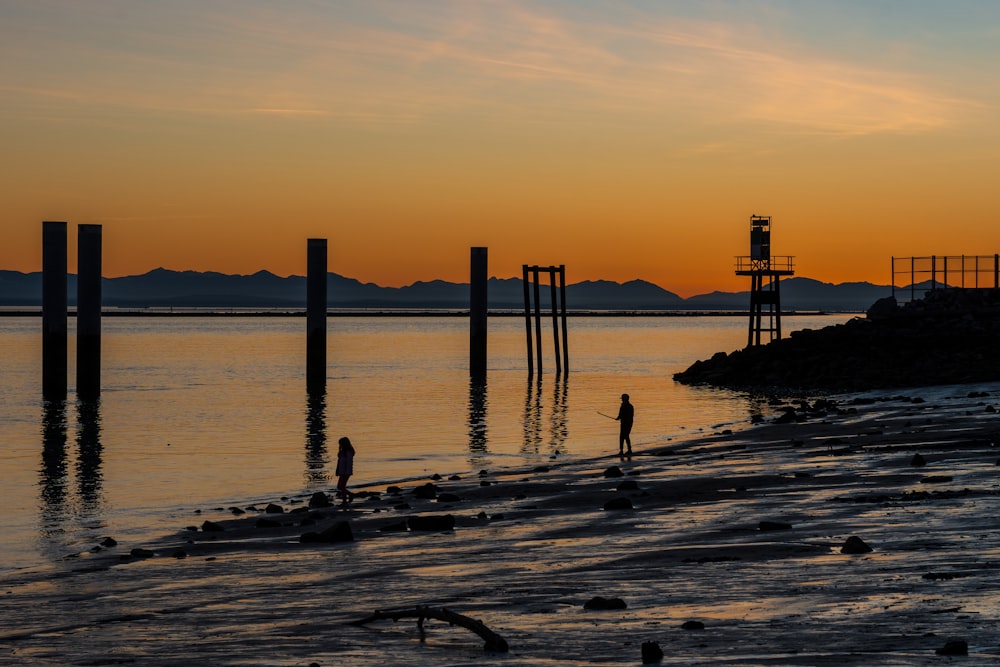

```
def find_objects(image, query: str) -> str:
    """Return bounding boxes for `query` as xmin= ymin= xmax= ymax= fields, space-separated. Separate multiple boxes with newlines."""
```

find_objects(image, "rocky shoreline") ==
xmin=674 ymin=288 xmax=1000 ymax=393
xmin=3 ymin=386 xmax=1000 ymax=665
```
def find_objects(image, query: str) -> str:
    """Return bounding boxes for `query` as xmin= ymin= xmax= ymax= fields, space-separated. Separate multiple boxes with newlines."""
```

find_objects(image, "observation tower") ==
xmin=735 ymin=215 xmax=795 ymax=347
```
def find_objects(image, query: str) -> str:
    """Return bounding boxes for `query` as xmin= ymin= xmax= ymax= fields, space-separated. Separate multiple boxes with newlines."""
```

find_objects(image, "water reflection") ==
xmin=304 ymin=388 xmax=330 ymax=485
xmin=75 ymin=398 xmax=104 ymax=514
xmin=468 ymin=377 xmax=488 ymax=456
xmin=39 ymin=398 xmax=107 ymax=539
xmin=40 ymin=399 xmax=68 ymax=532
xmin=522 ymin=374 xmax=568 ymax=456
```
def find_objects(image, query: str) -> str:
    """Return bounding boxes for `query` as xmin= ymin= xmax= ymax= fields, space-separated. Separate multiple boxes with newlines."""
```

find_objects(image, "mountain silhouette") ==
xmin=0 ymin=268 xmax=892 ymax=311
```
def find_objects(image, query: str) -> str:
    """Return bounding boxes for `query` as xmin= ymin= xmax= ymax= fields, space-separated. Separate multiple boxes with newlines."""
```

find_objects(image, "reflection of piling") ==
xmin=470 ymin=247 xmax=488 ymax=378
xmin=76 ymin=224 xmax=102 ymax=399
xmin=43 ymin=222 xmax=68 ymax=401
xmin=522 ymin=264 xmax=569 ymax=376
xmin=306 ymin=239 xmax=327 ymax=391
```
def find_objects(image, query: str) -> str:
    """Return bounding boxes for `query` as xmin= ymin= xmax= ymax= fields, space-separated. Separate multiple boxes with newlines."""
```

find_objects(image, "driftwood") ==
xmin=351 ymin=605 xmax=509 ymax=652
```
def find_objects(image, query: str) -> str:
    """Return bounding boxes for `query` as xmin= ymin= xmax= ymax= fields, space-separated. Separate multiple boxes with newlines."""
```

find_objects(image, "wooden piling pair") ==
xmin=42 ymin=221 xmax=102 ymax=401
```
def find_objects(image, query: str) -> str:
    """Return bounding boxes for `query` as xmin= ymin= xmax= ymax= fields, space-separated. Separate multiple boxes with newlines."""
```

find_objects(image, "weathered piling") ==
xmin=76 ymin=224 xmax=102 ymax=399
xmin=469 ymin=247 xmax=488 ymax=378
xmin=522 ymin=265 xmax=533 ymax=376
xmin=42 ymin=221 xmax=68 ymax=401
xmin=306 ymin=238 xmax=327 ymax=392
xmin=558 ymin=264 xmax=568 ymax=372
xmin=522 ymin=264 xmax=569 ymax=375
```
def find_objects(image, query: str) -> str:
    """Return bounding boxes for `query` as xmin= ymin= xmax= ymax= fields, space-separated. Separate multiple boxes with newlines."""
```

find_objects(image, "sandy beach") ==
xmin=3 ymin=385 xmax=1000 ymax=666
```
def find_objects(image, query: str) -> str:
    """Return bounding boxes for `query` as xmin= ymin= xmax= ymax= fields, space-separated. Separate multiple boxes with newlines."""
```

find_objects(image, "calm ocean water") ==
xmin=0 ymin=313 xmax=852 ymax=573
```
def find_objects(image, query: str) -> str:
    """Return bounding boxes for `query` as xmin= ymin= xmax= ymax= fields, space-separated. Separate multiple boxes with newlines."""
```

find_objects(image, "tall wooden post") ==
xmin=306 ymin=238 xmax=327 ymax=392
xmin=549 ymin=269 xmax=561 ymax=374
xmin=470 ymin=247 xmax=488 ymax=378
xmin=522 ymin=265 xmax=533 ymax=377
xmin=77 ymin=224 xmax=102 ymax=399
xmin=532 ymin=267 xmax=543 ymax=374
xmin=43 ymin=221 xmax=68 ymax=401
xmin=559 ymin=265 xmax=568 ymax=372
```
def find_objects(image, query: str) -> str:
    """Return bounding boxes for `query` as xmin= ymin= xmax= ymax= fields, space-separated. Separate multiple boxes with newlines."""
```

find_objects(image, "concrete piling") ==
xmin=470 ymin=247 xmax=488 ymax=378
xmin=42 ymin=221 xmax=68 ymax=401
xmin=76 ymin=224 xmax=102 ymax=399
xmin=306 ymin=238 xmax=327 ymax=392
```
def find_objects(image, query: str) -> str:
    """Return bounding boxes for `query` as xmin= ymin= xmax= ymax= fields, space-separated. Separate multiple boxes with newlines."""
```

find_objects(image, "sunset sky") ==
xmin=3 ymin=1 xmax=999 ymax=296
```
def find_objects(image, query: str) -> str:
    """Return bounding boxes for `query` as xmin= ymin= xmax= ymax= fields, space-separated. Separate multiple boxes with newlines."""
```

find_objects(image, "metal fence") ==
xmin=892 ymin=255 xmax=1000 ymax=302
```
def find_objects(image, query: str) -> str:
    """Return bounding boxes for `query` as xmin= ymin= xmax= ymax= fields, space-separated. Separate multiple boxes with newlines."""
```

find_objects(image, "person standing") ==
xmin=615 ymin=393 xmax=634 ymax=456
xmin=336 ymin=436 xmax=356 ymax=500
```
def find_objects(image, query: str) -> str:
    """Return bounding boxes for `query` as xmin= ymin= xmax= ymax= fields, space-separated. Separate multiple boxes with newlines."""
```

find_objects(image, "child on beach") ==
xmin=336 ymin=436 xmax=355 ymax=500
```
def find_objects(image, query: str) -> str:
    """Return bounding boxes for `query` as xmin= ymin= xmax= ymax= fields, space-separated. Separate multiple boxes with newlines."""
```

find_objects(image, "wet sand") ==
xmin=3 ymin=386 xmax=1000 ymax=666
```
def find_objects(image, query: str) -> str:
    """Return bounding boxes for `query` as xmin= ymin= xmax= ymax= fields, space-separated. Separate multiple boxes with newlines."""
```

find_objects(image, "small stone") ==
xmin=641 ymin=640 xmax=664 ymax=664
xmin=758 ymin=521 xmax=792 ymax=531
xmin=308 ymin=492 xmax=332 ymax=508
xmin=407 ymin=514 xmax=455 ymax=531
xmin=604 ymin=497 xmax=633 ymax=510
xmin=841 ymin=536 xmax=873 ymax=554
xmin=130 ymin=548 xmax=155 ymax=559
xmin=201 ymin=520 xmax=225 ymax=532
xmin=583 ymin=596 xmax=627 ymax=610
xmin=264 ymin=503 xmax=285 ymax=514
xmin=412 ymin=483 xmax=438 ymax=499
xmin=935 ymin=640 xmax=968 ymax=656
xmin=910 ymin=453 xmax=926 ymax=466
xmin=604 ymin=466 xmax=624 ymax=478
xmin=681 ymin=620 xmax=705 ymax=630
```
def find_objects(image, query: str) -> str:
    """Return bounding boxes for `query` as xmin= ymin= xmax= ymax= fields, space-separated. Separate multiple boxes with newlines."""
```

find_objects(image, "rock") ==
xmin=674 ymin=288 xmax=1000 ymax=392
xmin=300 ymin=520 xmax=353 ymax=543
xmin=264 ymin=503 xmax=284 ymax=514
xmin=379 ymin=520 xmax=409 ymax=532
xmin=583 ymin=596 xmax=627 ymax=610
xmin=866 ymin=295 xmax=898 ymax=320
xmin=309 ymin=492 xmax=332 ymax=508
xmin=437 ymin=492 xmax=462 ymax=503
xmin=758 ymin=521 xmax=792 ymax=531
xmin=910 ymin=453 xmax=926 ymax=466
xmin=255 ymin=517 xmax=283 ymax=528
xmin=407 ymin=514 xmax=455 ymax=531
xmin=641 ymin=640 xmax=664 ymax=664
xmin=201 ymin=520 xmax=225 ymax=532
xmin=130 ymin=548 xmax=155 ymax=559
xmin=935 ymin=639 xmax=968 ymax=656
xmin=920 ymin=475 xmax=952 ymax=484
xmin=604 ymin=466 xmax=624 ymax=478
xmin=604 ymin=497 xmax=633 ymax=510
xmin=617 ymin=480 xmax=640 ymax=491
xmin=172 ymin=549 xmax=187 ymax=559
xmin=681 ymin=620 xmax=705 ymax=630
xmin=412 ymin=483 xmax=438 ymax=499
xmin=841 ymin=536 xmax=873 ymax=554
xmin=100 ymin=537 xmax=117 ymax=548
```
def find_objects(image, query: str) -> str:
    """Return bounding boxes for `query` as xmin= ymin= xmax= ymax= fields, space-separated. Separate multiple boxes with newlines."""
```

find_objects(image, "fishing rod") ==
xmin=596 ymin=411 xmax=617 ymax=420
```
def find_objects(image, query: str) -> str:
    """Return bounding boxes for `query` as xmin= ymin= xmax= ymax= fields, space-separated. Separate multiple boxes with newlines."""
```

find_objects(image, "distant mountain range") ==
xmin=0 ymin=268 xmax=895 ymax=312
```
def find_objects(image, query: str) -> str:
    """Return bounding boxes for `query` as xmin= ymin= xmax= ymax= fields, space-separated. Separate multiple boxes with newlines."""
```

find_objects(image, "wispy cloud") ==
xmin=0 ymin=1 xmax=977 ymax=135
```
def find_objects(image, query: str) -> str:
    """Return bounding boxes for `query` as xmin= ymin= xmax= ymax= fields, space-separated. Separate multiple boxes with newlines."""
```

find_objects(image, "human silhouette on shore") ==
xmin=336 ymin=436 xmax=355 ymax=501
xmin=615 ymin=394 xmax=634 ymax=456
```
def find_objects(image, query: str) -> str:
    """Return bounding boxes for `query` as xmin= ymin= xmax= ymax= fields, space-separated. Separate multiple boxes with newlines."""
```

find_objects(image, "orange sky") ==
xmin=3 ymin=2 xmax=999 ymax=297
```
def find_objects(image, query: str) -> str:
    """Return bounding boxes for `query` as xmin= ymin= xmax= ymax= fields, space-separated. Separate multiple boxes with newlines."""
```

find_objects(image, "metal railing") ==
xmin=892 ymin=255 xmax=1000 ymax=302
xmin=734 ymin=256 xmax=795 ymax=274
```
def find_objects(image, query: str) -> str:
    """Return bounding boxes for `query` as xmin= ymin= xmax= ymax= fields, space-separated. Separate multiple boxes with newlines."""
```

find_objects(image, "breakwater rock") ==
xmin=674 ymin=288 xmax=1000 ymax=392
